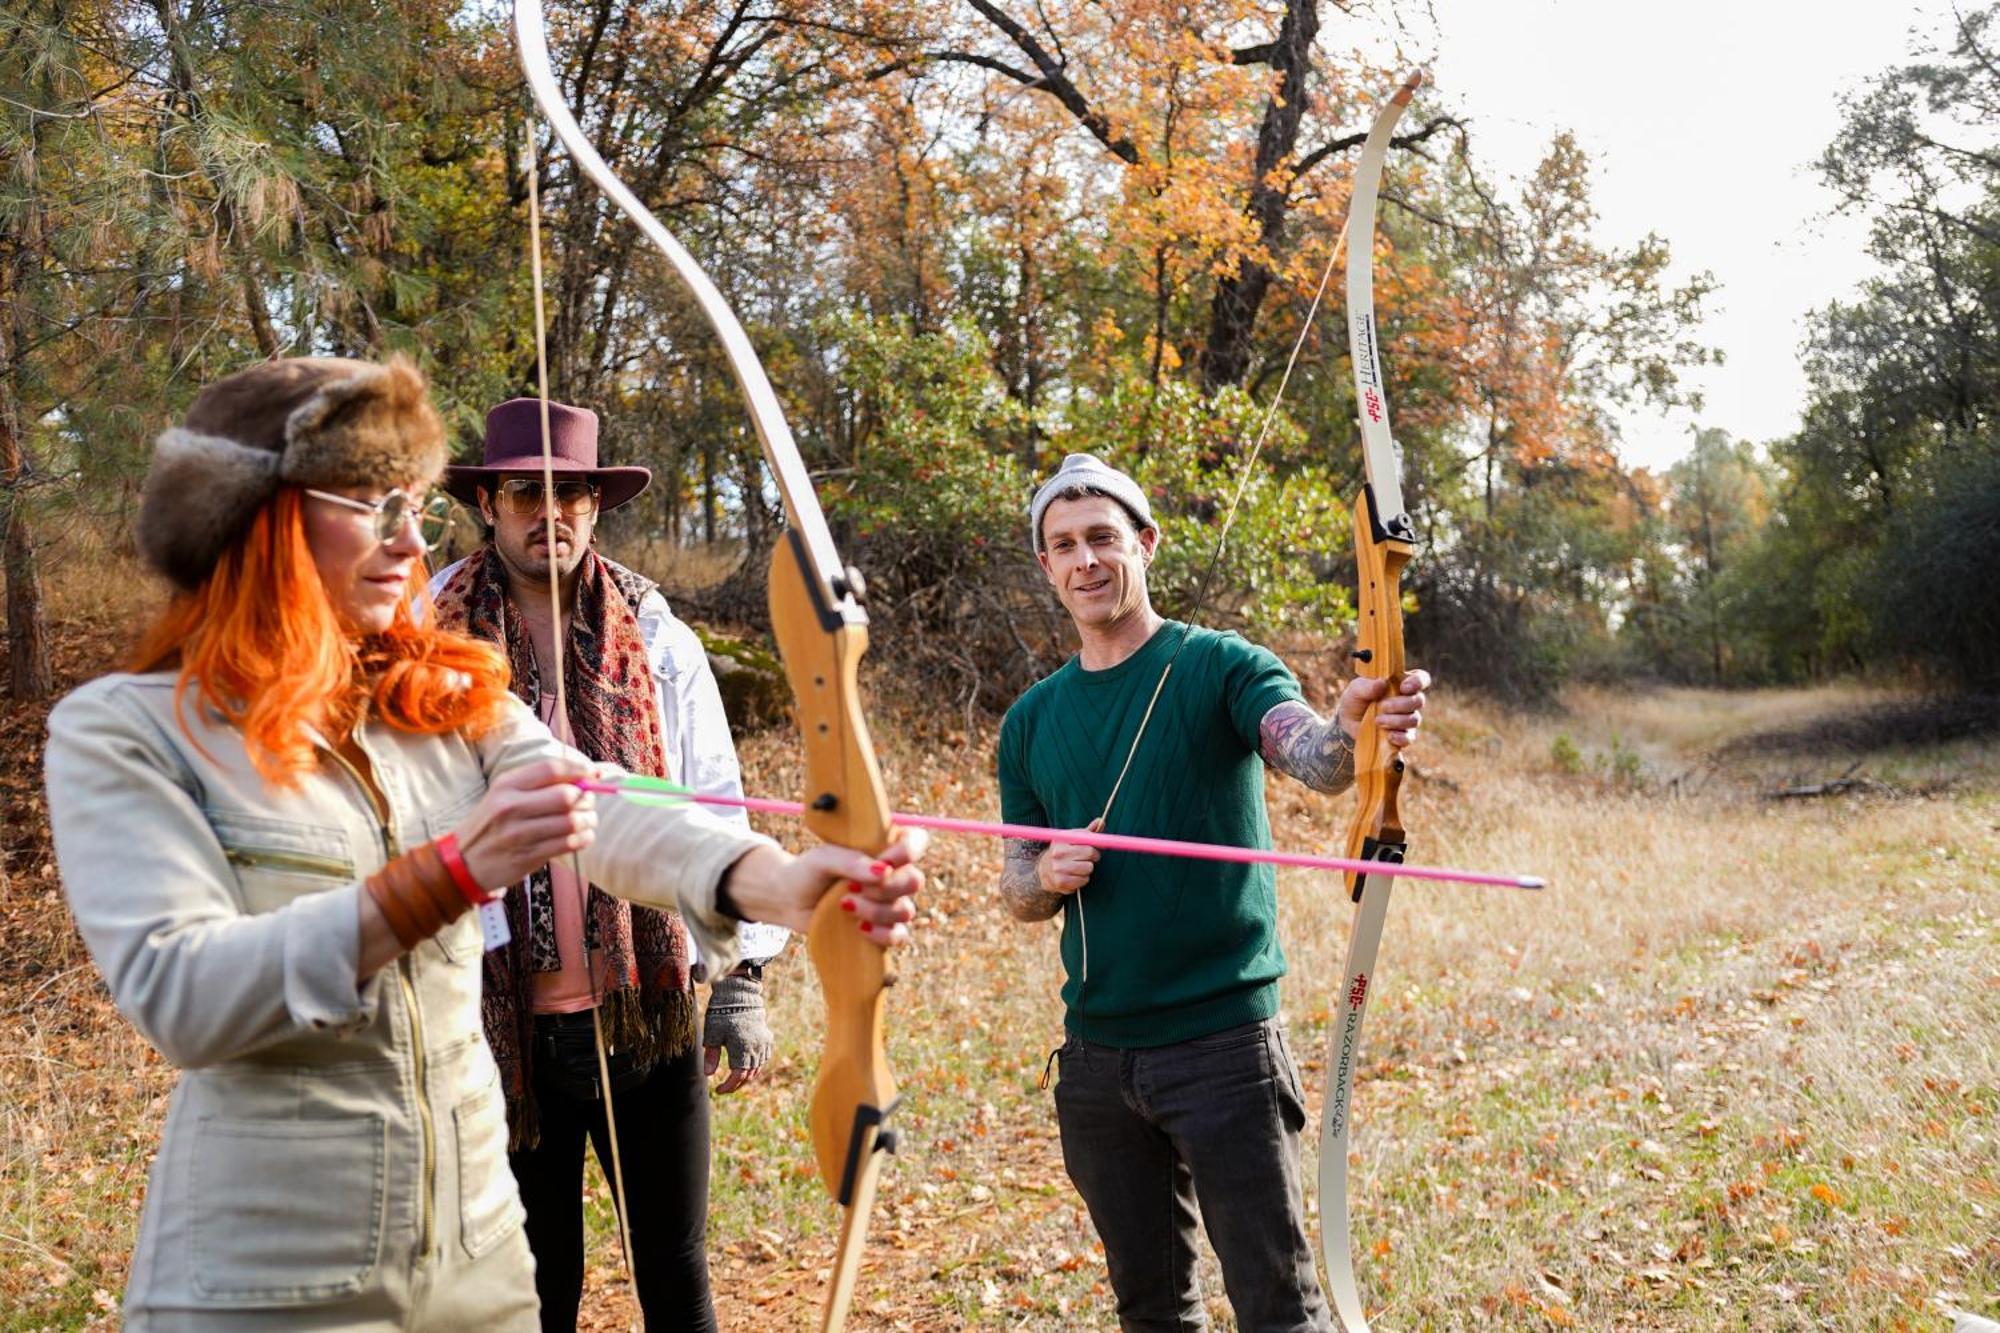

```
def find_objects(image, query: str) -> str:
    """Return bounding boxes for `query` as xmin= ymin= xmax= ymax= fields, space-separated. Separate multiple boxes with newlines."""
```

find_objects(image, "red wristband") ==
xmin=434 ymin=833 xmax=489 ymax=907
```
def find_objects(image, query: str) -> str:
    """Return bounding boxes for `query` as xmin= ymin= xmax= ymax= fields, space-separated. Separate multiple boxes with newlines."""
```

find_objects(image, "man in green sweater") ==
xmin=997 ymin=454 xmax=1430 ymax=1331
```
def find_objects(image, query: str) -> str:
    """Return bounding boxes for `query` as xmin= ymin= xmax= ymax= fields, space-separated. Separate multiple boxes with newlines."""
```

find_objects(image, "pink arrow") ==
xmin=577 ymin=779 xmax=1543 ymax=891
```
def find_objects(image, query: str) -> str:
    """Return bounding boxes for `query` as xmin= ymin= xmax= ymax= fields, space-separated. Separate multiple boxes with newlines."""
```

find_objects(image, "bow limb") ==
xmin=513 ymin=5 xmax=897 ymax=1328
xmin=1318 ymin=70 xmax=1422 ymax=1333
xmin=513 ymin=3 xmax=856 ymax=591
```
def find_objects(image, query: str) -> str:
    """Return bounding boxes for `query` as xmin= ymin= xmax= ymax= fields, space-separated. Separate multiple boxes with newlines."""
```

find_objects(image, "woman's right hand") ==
xmin=453 ymin=757 xmax=597 ymax=889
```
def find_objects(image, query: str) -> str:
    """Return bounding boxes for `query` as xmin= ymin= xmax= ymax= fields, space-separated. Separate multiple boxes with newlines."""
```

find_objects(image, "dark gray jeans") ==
xmin=1054 ymin=1018 xmax=1333 ymax=1332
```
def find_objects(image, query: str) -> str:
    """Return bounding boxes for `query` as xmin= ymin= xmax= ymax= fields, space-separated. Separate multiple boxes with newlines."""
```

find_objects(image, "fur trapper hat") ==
xmin=137 ymin=356 xmax=447 ymax=591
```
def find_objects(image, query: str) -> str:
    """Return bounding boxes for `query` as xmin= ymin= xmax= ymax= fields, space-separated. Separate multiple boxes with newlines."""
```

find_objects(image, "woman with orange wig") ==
xmin=42 ymin=357 xmax=924 ymax=1329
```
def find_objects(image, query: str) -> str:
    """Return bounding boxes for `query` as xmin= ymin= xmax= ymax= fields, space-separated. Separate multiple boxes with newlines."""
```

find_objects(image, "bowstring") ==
xmin=524 ymin=123 xmax=639 ymax=1317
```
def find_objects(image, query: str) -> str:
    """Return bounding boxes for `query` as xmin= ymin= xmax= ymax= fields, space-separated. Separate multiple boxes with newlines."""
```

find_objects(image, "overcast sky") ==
xmin=1356 ymin=0 xmax=1951 ymax=471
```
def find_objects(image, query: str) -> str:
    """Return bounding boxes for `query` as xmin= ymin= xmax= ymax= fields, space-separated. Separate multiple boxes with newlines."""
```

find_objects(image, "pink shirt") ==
xmin=532 ymin=693 xmax=610 ymax=1014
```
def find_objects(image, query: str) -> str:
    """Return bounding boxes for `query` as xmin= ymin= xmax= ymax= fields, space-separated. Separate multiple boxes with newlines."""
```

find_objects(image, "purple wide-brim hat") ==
xmin=443 ymin=397 xmax=651 ymax=512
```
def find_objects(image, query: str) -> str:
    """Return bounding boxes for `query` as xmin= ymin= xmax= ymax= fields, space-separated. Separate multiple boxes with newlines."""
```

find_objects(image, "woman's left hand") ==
xmin=725 ymin=831 xmax=928 ymax=944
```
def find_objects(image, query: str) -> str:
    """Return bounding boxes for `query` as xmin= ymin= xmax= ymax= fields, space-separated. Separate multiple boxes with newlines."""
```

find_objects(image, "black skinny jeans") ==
xmin=509 ymin=1015 xmax=715 ymax=1333
xmin=1054 ymin=1018 xmax=1333 ymax=1332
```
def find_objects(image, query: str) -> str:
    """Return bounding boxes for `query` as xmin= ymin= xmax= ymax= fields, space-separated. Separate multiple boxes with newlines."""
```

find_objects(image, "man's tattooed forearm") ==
xmin=999 ymin=837 xmax=1064 ymax=922
xmin=1259 ymin=699 xmax=1356 ymax=794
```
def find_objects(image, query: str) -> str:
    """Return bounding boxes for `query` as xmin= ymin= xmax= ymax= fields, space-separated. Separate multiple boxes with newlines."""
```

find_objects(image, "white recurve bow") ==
xmin=1318 ymin=70 xmax=1422 ymax=1333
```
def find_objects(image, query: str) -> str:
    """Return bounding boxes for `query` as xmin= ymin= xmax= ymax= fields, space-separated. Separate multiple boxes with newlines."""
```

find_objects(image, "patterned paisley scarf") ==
xmin=433 ymin=545 xmax=695 ymax=1148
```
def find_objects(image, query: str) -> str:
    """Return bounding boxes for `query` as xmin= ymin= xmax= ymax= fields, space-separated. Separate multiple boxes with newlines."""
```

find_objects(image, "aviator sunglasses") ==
xmin=304 ymin=487 xmax=453 ymax=549
xmin=493 ymin=477 xmax=601 ymax=517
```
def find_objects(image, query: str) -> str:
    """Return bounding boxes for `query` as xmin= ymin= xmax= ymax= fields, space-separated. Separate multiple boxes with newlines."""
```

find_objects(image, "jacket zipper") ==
xmin=395 ymin=960 xmax=436 ymax=1261
xmin=322 ymin=742 xmax=437 ymax=1264
xmin=224 ymin=846 xmax=354 ymax=879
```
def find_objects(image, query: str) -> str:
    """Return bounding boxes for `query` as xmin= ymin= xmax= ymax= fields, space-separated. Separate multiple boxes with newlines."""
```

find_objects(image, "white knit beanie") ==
xmin=1028 ymin=453 xmax=1156 ymax=550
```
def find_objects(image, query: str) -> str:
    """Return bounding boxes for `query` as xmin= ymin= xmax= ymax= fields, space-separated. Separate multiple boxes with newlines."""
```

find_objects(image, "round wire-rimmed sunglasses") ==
xmin=304 ymin=487 xmax=453 ymax=550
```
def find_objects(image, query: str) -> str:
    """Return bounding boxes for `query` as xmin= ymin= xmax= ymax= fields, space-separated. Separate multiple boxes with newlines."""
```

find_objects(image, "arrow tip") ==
xmin=1395 ymin=71 xmax=1425 ymax=104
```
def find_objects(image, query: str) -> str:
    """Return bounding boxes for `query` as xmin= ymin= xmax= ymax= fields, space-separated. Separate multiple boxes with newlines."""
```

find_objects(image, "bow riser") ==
xmin=768 ymin=528 xmax=897 ymax=1208
xmin=1342 ymin=484 xmax=1412 ymax=904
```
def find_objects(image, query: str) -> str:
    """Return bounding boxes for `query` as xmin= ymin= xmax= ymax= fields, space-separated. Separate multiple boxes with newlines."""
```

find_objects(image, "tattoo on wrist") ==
xmin=1259 ymin=700 xmax=1357 ymax=794
xmin=1000 ymin=838 xmax=1064 ymax=921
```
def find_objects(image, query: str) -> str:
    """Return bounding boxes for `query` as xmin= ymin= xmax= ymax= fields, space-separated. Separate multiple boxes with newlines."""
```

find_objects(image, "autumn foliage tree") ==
xmin=4 ymin=0 xmax=1730 ymax=706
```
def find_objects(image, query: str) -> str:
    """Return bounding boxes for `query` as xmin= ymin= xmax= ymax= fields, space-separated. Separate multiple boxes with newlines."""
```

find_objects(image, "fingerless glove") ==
xmin=701 ymin=968 xmax=774 ymax=1073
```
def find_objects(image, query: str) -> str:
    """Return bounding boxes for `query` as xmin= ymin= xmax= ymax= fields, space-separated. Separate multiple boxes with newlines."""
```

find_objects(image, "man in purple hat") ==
xmin=430 ymin=397 xmax=785 ymax=1332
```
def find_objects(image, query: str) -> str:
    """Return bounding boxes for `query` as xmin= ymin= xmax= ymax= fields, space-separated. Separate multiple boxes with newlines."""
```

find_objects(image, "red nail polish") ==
xmin=840 ymin=897 xmax=856 ymax=913
xmin=870 ymin=861 xmax=891 ymax=878
xmin=859 ymin=921 xmax=873 ymax=934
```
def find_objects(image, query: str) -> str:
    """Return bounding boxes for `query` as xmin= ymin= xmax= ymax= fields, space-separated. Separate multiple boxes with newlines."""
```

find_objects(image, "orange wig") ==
xmin=129 ymin=487 xmax=513 ymax=782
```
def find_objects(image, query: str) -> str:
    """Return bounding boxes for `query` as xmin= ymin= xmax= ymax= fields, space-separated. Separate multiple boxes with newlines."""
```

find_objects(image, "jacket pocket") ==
xmin=455 ymin=1081 xmax=524 ymax=1259
xmin=209 ymin=809 xmax=356 ymax=917
xmin=190 ymin=1114 xmax=385 ymax=1304
xmin=428 ymin=909 xmax=484 ymax=963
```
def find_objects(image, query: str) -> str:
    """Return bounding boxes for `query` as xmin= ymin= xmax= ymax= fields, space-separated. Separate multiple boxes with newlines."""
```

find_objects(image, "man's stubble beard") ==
xmin=496 ymin=529 xmax=586 ymax=593
xmin=1068 ymin=570 xmax=1151 ymax=634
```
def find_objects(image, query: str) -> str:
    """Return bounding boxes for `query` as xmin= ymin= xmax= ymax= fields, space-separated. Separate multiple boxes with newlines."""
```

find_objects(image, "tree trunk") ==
xmin=1 ymin=493 xmax=52 ymax=701
xmin=1 ymin=116 xmax=52 ymax=700
xmin=0 ymin=297 xmax=52 ymax=700
xmin=701 ymin=434 xmax=716 ymax=545
xmin=665 ymin=430 xmax=683 ymax=547
xmin=739 ymin=438 xmax=770 ymax=554
xmin=236 ymin=241 xmax=279 ymax=358
xmin=1693 ymin=444 xmax=1724 ymax=685
xmin=1147 ymin=245 xmax=1170 ymax=393
xmin=1197 ymin=0 xmax=1319 ymax=393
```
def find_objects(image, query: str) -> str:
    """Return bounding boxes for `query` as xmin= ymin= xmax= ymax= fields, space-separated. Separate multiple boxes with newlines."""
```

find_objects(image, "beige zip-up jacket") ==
xmin=44 ymin=671 xmax=771 ymax=1330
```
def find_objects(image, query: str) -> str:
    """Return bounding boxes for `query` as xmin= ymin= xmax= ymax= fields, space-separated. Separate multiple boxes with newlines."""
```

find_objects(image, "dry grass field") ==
xmin=2 ymin=557 xmax=1995 ymax=1329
